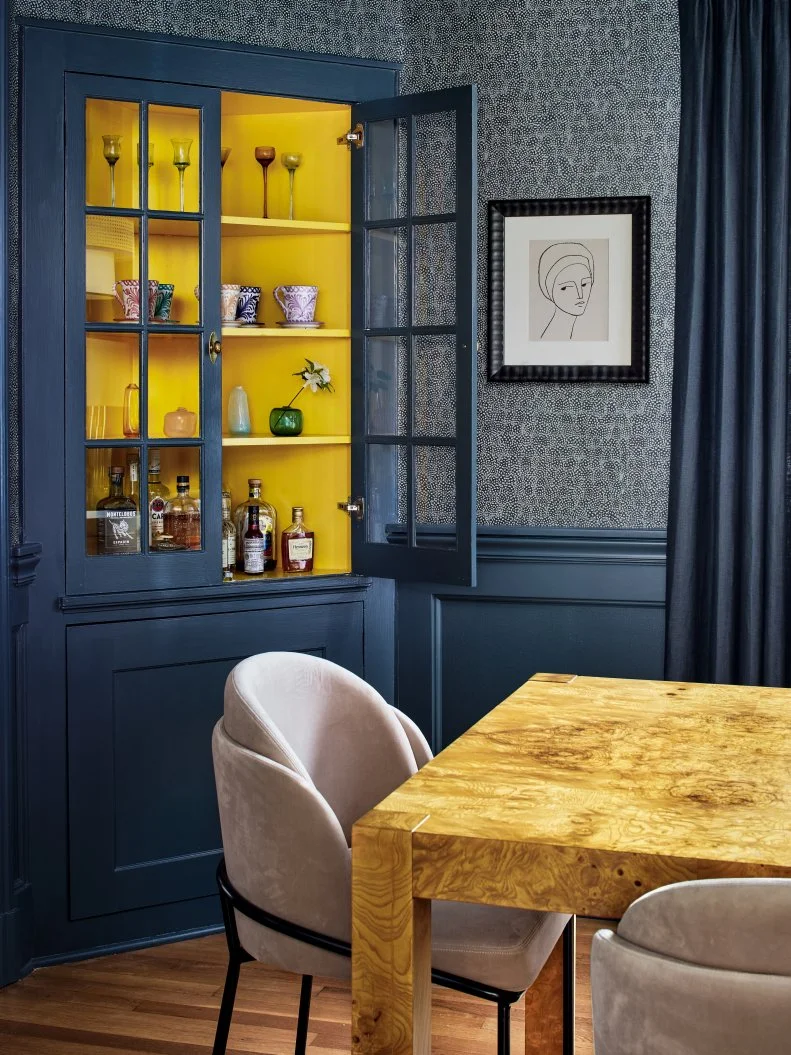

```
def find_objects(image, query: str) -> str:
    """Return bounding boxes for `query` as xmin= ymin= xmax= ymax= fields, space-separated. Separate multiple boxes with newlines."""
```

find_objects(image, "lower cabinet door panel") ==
xmin=66 ymin=601 xmax=364 ymax=920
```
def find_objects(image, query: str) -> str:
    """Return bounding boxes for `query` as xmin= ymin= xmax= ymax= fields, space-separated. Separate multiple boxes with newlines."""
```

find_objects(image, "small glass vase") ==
xmin=227 ymin=385 xmax=251 ymax=436
xmin=269 ymin=406 xmax=303 ymax=436
xmin=123 ymin=382 xmax=139 ymax=437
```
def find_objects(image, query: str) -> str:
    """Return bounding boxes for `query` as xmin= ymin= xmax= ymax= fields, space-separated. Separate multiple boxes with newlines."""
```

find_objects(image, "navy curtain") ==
xmin=666 ymin=0 xmax=790 ymax=685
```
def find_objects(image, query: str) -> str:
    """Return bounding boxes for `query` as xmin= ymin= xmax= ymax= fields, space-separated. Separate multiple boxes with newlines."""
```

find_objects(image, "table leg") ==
xmin=352 ymin=818 xmax=432 ymax=1055
xmin=524 ymin=917 xmax=576 ymax=1055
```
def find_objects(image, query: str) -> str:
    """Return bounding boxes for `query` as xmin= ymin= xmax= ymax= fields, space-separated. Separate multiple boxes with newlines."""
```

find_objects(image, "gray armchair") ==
xmin=591 ymin=878 xmax=791 ymax=1054
xmin=212 ymin=651 xmax=571 ymax=1055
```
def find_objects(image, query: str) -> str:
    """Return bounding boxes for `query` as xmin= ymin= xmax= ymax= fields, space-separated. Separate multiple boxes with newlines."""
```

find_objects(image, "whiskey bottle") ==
xmin=221 ymin=490 xmax=236 ymax=581
xmin=233 ymin=477 xmax=276 ymax=571
xmin=162 ymin=474 xmax=201 ymax=550
xmin=96 ymin=466 xmax=140 ymax=555
xmin=281 ymin=506 xmax=314 ymax=572
xmin=243 ymin=506 xmax=266 ymax=575
xmin=147 ymin=448 xmax=170 ymax=545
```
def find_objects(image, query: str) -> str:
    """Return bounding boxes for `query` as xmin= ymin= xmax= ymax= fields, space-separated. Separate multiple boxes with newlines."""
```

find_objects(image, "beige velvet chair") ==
xmin=212 ymin=651 xmax=572 ymax=1055
xmin=591 ymin=878 xmax=791 ymax=1054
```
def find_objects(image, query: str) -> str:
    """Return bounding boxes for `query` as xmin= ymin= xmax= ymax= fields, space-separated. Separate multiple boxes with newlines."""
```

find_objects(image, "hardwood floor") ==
xmin=0 ymin=919 xmax=608 ymax=1054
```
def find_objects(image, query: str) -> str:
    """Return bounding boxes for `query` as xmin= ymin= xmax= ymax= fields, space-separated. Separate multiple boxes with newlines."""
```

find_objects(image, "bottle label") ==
xmin=149 ymin=496 xmax=166 ymax=538
xmin=223 ymin=533 xmax=236 ymax=569
xmin=244 ymin=537 xmax=265 ymax=574
xmin=288 ymin=537 xmax=314 ymax=560
xmin=99 ymin=510 xmax=139 ymax=554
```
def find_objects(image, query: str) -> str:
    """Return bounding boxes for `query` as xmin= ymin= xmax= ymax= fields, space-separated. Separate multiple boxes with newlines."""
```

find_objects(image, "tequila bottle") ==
xmin=162 ymin=474 xmax=201 ymax=550
xmin=233 ymin=477 xmax=276 ymax=571
xmin=125 ymin=449 xmax=140 ymax=507
xmin=96 ymin=466 xmax=139 ymax=555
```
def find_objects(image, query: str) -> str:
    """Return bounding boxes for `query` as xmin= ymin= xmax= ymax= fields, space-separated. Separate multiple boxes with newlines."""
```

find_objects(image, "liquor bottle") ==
xmin=281 ymin=505 xmax=314 ymax=572
xmin=96 ymin=465 xmax=140 ymax=555
xmin=221 ymin=490 xmax=236 ymax=581
xmin=243 ymin=506 xmax=265 ymax=575
xmin=162 ymin=474 xmax=201 ymax=550
xmin=233 ymin=477 xmax=276 ymax=571
xmin=126 ymin=448 xmax=140 ymax=506
xmin=147 ymin=448 xmax=170 ymax=545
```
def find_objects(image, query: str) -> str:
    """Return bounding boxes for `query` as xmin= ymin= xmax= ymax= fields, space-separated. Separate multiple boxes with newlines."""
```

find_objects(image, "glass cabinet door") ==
xmin=350 ymin=86 xmax=478 ymax=586
xmin=66 ymin=75 xmax=222 ymax=594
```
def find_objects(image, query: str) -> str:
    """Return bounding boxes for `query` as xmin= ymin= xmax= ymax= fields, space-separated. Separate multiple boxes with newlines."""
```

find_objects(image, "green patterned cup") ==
xmin=154 ymin=282 xmax=175 ymax=320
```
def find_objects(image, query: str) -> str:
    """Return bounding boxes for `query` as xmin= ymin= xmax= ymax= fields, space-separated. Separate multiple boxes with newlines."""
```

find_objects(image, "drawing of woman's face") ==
xmin=551 ymin=262 xmax=593 ymax=316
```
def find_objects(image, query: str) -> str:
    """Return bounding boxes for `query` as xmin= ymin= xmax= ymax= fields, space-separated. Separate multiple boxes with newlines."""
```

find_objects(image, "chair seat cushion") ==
xmin=238 ymin=902 xmax=570 ymax=994
xmin=432 ymin=901 xmax=571 ymax=993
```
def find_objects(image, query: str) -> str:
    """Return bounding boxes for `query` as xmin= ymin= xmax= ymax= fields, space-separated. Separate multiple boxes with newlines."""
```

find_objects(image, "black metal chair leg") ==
xmin=496 ymin=999 xmax=511 ymax=1055
xmin=294 ymin=974 xmax=313 ymax=1055
xmin=563 ymin=916 xmax=576 ymax=1055
xmin=214 ymin=864 xmax=254 ymax=1055
xmin=212 ymin=957 xmax=241 ymax=1055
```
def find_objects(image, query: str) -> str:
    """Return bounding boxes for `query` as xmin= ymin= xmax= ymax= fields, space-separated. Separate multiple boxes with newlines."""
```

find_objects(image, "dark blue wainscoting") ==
xmin=16 ymin=575 xmax=392 ymax=978
xmin=66 ymin=601 xmax=364 ymax=921
xmin=396 ymin=527 xmax=667 ymax=750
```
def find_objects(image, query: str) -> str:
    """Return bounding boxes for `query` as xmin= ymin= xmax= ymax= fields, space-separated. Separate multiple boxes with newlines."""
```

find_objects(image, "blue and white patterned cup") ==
xmin=236 ymin=285 xmax=261 ymax=324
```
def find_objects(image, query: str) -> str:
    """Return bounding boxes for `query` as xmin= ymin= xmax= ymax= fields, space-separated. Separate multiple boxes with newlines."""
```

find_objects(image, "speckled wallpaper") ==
xmin=401 ymin=1 xmax=680 ymax=528
xmin=8 ymin=0 xmax=679 ymax=533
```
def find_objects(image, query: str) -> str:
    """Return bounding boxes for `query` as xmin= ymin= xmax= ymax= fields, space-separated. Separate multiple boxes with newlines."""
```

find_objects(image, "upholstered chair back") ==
xmin=591 ymin=878 xmax=791 ymax=1054
xmin=212 ymin=651 xmax=431 ymax=978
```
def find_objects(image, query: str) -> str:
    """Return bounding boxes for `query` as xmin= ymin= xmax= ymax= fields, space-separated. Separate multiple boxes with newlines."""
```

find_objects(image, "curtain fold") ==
xmin=666 ymin=0 xmax=790 ymax=685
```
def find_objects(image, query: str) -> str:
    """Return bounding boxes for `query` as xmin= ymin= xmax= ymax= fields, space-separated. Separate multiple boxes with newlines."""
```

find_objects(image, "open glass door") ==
xmin=348 ymin=86 xmax=477 ymax=586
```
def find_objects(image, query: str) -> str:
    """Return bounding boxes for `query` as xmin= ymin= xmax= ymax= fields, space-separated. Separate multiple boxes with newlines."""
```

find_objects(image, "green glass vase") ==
xmin=269 ymin=406 xmax=303 ymax=436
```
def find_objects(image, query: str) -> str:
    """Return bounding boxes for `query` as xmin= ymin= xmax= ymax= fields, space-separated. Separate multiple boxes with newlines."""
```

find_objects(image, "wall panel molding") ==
xmin=397 ymin=527 xmax=667 ymax=751
xmin=1 ymin=544 xmax=42 ymax=985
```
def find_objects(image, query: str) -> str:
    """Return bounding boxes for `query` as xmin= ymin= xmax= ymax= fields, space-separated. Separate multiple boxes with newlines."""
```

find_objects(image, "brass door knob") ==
xmin=208 ymin=331 xmax=222 ymax=364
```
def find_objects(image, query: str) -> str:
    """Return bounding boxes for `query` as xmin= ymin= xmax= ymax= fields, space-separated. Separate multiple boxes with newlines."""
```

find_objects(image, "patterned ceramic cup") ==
xmin=236 ymin=285 xmax=261 ymax=324
xmin=221 ymin=284 xmax=241 ymax=323
xmin=154 ymin=282 xmax=175 ymax=321
xmin=114 ymin=278 xmax=159 ymax=321
xmin=273 ymin=284 xmax=318 ymax=324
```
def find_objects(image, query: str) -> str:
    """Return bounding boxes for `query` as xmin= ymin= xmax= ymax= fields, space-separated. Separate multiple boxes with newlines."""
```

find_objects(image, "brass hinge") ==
xmin=337 ymin=123 xmax=365 ymax=149
xmin=337 ymin=496 xmax=365 ymax=521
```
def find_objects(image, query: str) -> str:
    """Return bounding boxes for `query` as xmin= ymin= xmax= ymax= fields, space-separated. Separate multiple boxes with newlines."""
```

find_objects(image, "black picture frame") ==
xmin=487 ymin=196 xmax=650 ymax=382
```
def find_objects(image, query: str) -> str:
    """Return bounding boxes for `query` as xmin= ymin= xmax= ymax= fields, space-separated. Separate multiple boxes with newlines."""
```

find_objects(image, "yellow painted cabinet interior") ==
xmin=85 ymin=90 xmax=353 ymax=578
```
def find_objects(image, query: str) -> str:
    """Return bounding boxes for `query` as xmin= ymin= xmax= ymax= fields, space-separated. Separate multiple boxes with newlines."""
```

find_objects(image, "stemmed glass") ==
xmin=170 ymin=138 xmax=193 ymax=212
xmin=102 ymin=135 xmax=122 ymax=207
xmin=281 ymin=152 xmax=302 ymax=220
xmin=254 ymin=146 xmax=276 ymax=218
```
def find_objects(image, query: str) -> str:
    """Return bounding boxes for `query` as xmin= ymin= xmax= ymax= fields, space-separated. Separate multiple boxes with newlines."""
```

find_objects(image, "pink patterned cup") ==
xmin=273 ymin=284 xmax=318 ymax=324
xmin=114 ymin=278 xmax=159 ymax=321
xmin=220 ymin=284 xmax=241 ymax=323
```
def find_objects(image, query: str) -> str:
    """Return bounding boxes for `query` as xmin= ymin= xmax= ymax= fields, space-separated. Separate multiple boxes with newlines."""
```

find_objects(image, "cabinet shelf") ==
xmin=221 ymin=326 xmax=350 ymax=339
xmin=222 ymin=434 xmax=350 ymax=447
xmin=221 ymin=215 xmax=350 ymax=236
xmin=227 ymin=567 xmax=351 ymax=583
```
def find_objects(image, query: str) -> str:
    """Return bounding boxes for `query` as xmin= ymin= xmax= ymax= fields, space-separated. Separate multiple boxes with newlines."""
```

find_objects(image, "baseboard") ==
xmin=0 ymin=883 xmax=33 ymax=988
xmin=27 ymin=921 xmax=224 ymax=973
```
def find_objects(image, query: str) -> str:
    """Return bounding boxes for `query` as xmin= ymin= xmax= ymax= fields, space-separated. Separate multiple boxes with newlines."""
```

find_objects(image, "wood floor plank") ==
xmin=0 ymin=921 xmax=608 ymax=1055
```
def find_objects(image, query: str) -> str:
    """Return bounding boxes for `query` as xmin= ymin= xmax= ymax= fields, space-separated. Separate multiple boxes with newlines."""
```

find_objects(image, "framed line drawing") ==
xmin=487 ymin=196 xmax=650 ymax=382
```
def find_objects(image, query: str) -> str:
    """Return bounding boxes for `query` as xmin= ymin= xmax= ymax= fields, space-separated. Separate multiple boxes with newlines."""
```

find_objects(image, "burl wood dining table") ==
xmin=351 ymin=673 xmax=791 ymax=1055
